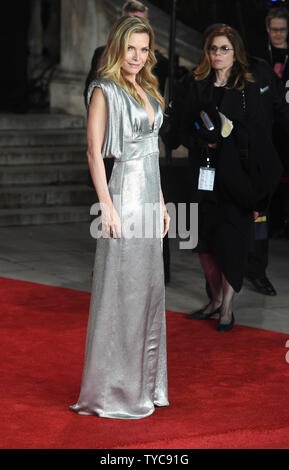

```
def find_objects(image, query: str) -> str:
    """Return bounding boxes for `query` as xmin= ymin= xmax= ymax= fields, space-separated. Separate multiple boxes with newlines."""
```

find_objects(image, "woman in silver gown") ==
xmin=70 ymin=16 xmax=170 ymax=419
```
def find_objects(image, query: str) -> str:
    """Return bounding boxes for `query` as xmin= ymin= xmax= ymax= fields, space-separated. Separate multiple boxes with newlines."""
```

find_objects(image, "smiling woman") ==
xmin=121 ymin=32 xmax=155 ymax=127
xmin=123 ymin=37 xmax=149 ymax=73
xmin=70 ymin=16 xmax=170 ymax=420
xmin=97 ymin=16 xmax=164 ymax=109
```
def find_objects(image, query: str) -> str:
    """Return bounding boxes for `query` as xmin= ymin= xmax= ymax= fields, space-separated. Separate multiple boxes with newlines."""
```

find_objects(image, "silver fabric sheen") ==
xmin=70 ymin=78 xmax=169 ymax=419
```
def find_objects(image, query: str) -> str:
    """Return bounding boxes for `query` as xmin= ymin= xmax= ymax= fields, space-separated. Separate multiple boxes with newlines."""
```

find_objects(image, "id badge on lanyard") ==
xmin=198 ymin=167 xmax=215 ymax=191
xmin=198 ymin=151 xmax=215 ymax=191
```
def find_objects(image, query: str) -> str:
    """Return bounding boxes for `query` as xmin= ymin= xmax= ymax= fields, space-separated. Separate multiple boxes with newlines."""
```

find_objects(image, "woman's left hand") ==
xmin=163 ymin=207 xmax=170 ymax=238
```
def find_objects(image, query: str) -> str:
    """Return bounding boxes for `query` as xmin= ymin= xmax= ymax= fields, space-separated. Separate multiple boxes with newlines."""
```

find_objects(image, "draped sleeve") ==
xmin=86 ymin=78 xmax=124 ymax=160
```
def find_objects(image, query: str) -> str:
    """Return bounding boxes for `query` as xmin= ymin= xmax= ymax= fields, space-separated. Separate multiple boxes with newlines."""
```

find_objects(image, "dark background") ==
xmin=0 ymin=0 xmax=288 ymax=112
xmin=150 ymin=0 xmax=283 ymax=54
xmin=0 ymin=1 xmax=30 ymax=112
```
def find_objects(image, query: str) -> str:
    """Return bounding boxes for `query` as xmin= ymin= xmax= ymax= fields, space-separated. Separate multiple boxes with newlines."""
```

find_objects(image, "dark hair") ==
xmin=266 ymin=7 xmax=289 ymax=28
xmin=194 ymin=25 xmax=254 ymax=91
xmin=202 ymin=23 xmax=227 ymax=44
xmin=122 ymin=1 xmax=148 ymax=15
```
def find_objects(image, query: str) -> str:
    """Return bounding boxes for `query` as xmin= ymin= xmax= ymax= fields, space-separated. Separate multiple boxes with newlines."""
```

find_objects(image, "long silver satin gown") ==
xmin=70 ymin=78 xmax=169 ymax=419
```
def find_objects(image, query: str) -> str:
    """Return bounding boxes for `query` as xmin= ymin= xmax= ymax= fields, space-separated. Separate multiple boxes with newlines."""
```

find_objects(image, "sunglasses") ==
xmin=209 ymin=45 xmax=234 ymax=55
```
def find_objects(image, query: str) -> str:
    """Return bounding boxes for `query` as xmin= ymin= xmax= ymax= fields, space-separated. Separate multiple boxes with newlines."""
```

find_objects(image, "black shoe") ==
xmin=189 ymin=306 xmax=221 ymax=320
xmin=246 ymin=276 xmax=277 ymax=296
xmin=217 ymin=313 xmax=235 ymax=332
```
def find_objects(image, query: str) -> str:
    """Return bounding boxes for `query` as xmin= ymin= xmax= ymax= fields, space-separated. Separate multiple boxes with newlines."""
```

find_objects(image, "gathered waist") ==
xmin=114 ymin=151 xmax=158 ymax=163
xmin=114 ymin=136 xmax=159 ymax=163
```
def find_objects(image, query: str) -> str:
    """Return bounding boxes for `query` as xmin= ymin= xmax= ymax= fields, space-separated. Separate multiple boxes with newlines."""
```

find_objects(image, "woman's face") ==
xmin=121 ymin=32 xmax=150 ymax=79
xmin=209 ymin=35 xmax=235 ymax=73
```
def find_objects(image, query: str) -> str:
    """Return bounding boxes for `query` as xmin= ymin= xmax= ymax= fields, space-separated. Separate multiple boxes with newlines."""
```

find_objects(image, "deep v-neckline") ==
xmin=138 ymin=92 xmax=155 ymax=131
xmin=117 ymin=83 xmax=156 ymax=131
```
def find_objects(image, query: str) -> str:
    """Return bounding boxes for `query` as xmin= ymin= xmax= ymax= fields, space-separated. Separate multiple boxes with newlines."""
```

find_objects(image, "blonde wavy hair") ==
xmin=194 ymin=25 xmax=254 ymax=91
xmin=97 ymin=16 xmax=164 ymax=109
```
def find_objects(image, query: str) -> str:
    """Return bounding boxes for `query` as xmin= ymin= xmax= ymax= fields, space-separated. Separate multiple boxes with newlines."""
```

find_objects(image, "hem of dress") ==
xmin=69 ymin=401 xmax=169 ymax=420
xmin=154 ymin=400 xmax=169 ymax=407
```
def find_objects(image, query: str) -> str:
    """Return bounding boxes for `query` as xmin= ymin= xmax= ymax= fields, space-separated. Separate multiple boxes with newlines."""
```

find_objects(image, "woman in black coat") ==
xmin=180 ymin=26 xmax=282 ymax=332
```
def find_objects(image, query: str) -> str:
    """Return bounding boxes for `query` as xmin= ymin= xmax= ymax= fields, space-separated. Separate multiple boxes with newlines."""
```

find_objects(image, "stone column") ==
xmin=27 ymin=0 xmax=44 ymax=80
xmin=50 ymin=0 xmax=112 ymax=116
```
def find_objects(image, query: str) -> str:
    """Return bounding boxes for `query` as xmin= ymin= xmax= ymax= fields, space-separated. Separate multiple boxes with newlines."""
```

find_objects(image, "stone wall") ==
xmin=49 ymin=0 xmax=202 ymax=116
xmin=50 ymin=0 xmax=112 ymax=116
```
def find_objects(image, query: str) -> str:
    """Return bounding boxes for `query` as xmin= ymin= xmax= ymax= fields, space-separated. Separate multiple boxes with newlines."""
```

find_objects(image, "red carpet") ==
xmin=1 ymin=276 xmax=289 ymax=449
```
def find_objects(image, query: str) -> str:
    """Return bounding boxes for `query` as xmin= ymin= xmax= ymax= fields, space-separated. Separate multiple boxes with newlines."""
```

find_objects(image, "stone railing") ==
xmin=103 ymin=0 xmax=202 ymax=66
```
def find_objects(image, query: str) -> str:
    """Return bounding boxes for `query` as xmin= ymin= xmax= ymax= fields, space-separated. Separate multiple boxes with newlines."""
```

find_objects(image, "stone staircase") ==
xmin=0 ymin=114 xmax=96 ymax=226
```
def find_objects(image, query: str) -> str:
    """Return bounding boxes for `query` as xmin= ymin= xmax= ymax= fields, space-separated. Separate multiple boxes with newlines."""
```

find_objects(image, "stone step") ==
xmin=0 ymin=146 xmax=86 ymax=165
xmin=0 ymin=163 xmax=90 ymax=186
xmin=0 ymin=184 xmax=96 ymax=208
xmin=0 ymin=113 xmax=86 ymax=130
xmin=0 ymin=205 xmax=93 ymax=227
xmin=0 ymin=129 xmax=87 ymax=147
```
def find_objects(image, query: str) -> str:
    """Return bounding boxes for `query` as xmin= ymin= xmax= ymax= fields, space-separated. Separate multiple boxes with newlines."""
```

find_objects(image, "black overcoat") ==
xmin=180 ymin=73 xmax=282 ymax=292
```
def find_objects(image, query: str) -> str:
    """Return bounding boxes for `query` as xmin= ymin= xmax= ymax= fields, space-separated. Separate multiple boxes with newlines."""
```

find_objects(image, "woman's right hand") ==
xmin=100 ymin=203 xmax=121 ymax=238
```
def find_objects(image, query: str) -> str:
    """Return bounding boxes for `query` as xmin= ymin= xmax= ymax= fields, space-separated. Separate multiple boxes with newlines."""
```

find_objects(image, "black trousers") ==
xmin=246 ymin=238 xmax=269 ymax=279
xmin=269 ymin=181 xmax=289 ymax=235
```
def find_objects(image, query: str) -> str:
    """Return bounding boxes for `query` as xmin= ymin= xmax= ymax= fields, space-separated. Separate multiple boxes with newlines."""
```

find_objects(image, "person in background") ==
xmin=264 ymin=7 xmax=289 ymax=82
xmin=197 ymin=23 xmax=289 ymax=298
xmin=179 ymin=26 xmax=282 ymax=332
xmin=244 ymin=37 xmax=289 ymax=296
xmin=243 ymin=43 xmax=289 ymax=295
xmin=257 ymin=7 xmax=289 ymax=242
